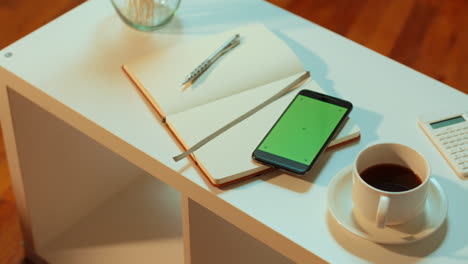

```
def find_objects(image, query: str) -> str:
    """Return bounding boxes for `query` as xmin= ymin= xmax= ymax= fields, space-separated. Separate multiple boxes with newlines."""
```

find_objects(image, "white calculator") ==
xmin=418 ymin=109 xmax=468 ymax=178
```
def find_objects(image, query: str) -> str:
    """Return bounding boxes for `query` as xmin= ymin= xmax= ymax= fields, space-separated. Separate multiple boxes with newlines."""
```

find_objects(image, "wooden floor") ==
xmin=0 ymin=0 xmax=467 ymax=263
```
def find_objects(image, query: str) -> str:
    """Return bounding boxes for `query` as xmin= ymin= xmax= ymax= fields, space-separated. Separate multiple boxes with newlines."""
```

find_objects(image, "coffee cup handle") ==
xmin=376 ymin=196 xmax=390 ymax=228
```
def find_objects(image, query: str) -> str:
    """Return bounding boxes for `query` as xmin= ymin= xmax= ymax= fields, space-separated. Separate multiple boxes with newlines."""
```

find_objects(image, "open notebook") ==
xmin=123 ymin=24 xmax=360 ymax=187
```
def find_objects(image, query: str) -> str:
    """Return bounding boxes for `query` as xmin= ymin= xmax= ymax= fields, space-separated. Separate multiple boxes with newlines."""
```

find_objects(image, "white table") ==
xmin=1 ymin=1 xmax=467 ymax=263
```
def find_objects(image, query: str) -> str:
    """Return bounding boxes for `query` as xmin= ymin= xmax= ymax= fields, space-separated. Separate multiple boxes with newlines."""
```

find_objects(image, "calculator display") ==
xmin=430 ymin=116 xmax=465 ymax=129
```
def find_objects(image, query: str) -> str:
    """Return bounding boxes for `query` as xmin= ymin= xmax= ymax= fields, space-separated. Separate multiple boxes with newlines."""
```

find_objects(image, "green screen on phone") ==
xmin=258 ymin=94 xmax=347 ymax=165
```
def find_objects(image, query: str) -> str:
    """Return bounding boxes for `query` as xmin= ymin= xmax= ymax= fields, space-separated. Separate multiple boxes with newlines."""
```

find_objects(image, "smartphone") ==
xmin=252 ymin=89 xmax=353 ymax=174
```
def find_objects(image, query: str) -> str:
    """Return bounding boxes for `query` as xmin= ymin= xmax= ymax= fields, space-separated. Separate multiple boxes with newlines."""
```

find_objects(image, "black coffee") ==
xmin=360 ymin=164 xmax=422 ymax=192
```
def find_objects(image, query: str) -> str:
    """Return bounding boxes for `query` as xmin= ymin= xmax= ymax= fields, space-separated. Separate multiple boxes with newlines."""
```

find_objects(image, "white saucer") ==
xmin=327 ymin=165 xmax=448 ymax=244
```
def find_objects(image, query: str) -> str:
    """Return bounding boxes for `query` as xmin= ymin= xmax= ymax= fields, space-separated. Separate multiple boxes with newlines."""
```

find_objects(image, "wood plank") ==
xmin=269 ymin=0 xmax=368 ymax=36
xmin=410 ymin=0 xmax=468 ymax=90
xmin=389 ymin=0 xmax=439 ymax=69
xmin=346 ymin=0 xmax=416 ymax=56
xmin=268 ymin=0 xmax=468 ymax=93
xmin=0 ymin=0 xmax=85 ymax=48
xmin=0 ymin=188 xmax=24 ymax=264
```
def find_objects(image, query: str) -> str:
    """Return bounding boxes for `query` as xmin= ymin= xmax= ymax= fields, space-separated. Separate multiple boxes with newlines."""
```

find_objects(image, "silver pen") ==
xmin=181 ymin=34 xmax=240 ymax=87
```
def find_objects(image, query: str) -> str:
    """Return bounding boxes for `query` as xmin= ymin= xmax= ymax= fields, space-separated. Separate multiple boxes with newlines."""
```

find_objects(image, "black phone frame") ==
xmin=252 ymin=89 xmax=353 ymax=174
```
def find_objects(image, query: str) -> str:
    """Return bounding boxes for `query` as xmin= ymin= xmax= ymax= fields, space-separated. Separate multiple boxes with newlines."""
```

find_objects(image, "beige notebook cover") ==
xmin=123 ymin=24 xmax=360 ymax=187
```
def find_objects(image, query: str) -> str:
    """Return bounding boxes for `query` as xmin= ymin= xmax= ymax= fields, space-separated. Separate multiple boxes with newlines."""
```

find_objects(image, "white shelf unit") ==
xmin=5 ymin=87 xmax=185 ymax=263
xmin=1 ymin=80 xmax=295 ymax=264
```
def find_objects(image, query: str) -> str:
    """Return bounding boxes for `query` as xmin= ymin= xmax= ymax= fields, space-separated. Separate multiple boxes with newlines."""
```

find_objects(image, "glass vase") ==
xmin=111 ymin=0 xmax=181 ymax=31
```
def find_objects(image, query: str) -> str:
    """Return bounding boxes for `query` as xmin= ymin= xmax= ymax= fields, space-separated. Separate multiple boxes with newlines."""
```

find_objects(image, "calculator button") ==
xmin=440 ymin=129 xmax=450 ymax=134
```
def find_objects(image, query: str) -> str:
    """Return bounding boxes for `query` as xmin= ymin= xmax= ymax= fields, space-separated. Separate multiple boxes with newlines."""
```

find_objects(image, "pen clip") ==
xmin=209 ymin=34 xmax=240 ymax=61
xmin=181 ymin=34 xmax=241 ymax=87
xmin=219 ymin=38 xmax=240 ymax=56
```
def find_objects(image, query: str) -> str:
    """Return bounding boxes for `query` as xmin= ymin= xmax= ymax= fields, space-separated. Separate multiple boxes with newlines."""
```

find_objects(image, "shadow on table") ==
xmin=214 ymin=33 xmax=382 ymax=194
xmin=216 ymin=115 xmax=373 ymax=194
xmin=259 ymin=140 xmax=360 ymax=194
xmin=155 ymin=13 xmax=383 ymax=194
xmin=328 ymin=212 xmax=447 ymax=263
xmin=214 ymin=131 xmax=358 ymax=194
xmin=273 ymin=30 xmax=336 ymax=96
xmin=327 ymin=173 xmax=467 ymax=263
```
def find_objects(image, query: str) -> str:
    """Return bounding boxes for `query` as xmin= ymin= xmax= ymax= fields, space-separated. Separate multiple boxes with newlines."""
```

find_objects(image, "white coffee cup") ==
xmin=352 ymin=143 xmax=430 ymax=228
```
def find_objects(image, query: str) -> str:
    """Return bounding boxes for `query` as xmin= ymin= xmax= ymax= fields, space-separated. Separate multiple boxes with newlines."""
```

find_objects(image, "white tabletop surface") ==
xmin=1 ymin=0 xmax=467 ymax=263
